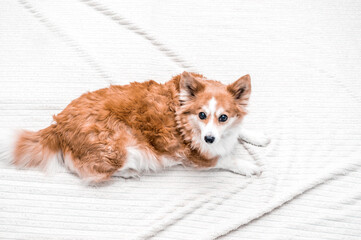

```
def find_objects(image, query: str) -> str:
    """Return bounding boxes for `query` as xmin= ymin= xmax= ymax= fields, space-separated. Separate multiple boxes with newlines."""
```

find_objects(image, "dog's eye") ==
xmin=198 ymin=112 xmax=207 ymax=120
xmin=219 ymin=114 xmax=228 ymax=122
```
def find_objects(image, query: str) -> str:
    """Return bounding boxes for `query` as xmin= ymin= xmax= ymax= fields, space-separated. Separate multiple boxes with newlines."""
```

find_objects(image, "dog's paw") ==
xmin=234 ymin=161 xmax=262 ymax=177
xmin=113 ymin=169 xmax=140 ymax=179
xmin=239 ymin=129 xmax=271 ymax=147
xmin=252 ymin=132 xmax=271 ymax=147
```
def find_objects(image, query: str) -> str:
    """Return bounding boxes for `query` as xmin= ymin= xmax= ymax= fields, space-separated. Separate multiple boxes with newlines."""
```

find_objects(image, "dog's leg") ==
xmin=214 ymin=155 xmax=261 ymax=177
xmin=238 ymin=128 xmax=270 ymax=147
xmin=113 ymin=169 xmax=140 ymax=179
xmin=112 ymin=145 xmax=163 ymax=178
xmin=63 ymin=150 xmax=124 ymax=184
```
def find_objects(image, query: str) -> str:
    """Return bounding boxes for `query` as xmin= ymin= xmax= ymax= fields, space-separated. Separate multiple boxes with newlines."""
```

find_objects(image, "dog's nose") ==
xmin=204 ymin=135 xmax=215 ymax=144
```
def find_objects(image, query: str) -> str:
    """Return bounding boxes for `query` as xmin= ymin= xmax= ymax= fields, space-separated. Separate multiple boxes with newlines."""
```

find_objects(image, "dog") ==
xmin=3 ymin=72 xmax=269 ymax=183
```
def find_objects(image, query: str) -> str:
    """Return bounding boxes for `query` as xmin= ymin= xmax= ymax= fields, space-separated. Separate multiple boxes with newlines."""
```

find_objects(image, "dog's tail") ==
xmin=0 ymin=125 xmax=63 ymax=172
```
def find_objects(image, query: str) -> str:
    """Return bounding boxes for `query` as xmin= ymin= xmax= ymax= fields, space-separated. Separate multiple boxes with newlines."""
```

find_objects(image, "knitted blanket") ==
xmin=1 ymin=0 xmax=361 ymax=239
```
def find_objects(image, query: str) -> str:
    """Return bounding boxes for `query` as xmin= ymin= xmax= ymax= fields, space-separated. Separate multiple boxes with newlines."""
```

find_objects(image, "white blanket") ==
xmin=1 ymin=0 xmax=361 ymax=239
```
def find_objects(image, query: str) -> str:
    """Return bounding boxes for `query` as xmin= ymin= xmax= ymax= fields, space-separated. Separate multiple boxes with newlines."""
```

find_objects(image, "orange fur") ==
xmin=13 ymin=72 xmax=251 ymax=183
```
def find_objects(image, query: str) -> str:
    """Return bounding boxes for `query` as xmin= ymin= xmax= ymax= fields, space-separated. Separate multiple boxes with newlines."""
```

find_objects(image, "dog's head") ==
xmin=177 ymin=72 xmax=251 ymax=156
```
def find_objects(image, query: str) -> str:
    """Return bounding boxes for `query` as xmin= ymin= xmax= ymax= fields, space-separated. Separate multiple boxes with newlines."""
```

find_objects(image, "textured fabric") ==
xmin=1 ymin=0 xmax=361 ymax=239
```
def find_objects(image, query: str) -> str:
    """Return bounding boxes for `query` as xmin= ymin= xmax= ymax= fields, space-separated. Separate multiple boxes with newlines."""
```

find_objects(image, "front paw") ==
xmin=252 ymin=132 xmax=271 ymax=147
xmin=239 ymin=130 xmax=271 ymax=147
xmin=113 ymin=169 xmax=140 ymax=179
xmin=234 ymin=161 xmax=261 ymax=177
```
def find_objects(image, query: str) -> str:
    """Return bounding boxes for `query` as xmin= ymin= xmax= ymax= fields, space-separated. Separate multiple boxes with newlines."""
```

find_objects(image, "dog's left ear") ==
xmin=227 ymin=74 xmax=251 ymax=106
xmin=179 ymin=71 xmax=205 ymax=99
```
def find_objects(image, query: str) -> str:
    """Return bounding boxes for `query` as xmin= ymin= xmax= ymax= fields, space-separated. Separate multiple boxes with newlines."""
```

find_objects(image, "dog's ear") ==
xmin=227 ymin=74 xmax=251 ymax=106
xmin=179 ymin=71 xmax=205 ymax=99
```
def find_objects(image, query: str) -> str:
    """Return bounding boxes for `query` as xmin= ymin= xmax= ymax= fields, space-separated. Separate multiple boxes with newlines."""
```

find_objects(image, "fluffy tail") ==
xmin=0 ymin=125 xmax=63 ymax=172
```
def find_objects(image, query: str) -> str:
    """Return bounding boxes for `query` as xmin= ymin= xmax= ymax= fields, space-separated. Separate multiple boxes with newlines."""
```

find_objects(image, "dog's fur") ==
xmin=9 ymin=72 xmax=263 ymax=183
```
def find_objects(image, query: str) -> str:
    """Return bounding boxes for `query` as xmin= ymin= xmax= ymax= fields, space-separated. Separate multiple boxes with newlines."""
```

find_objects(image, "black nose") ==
xmin=204 ymin=135 xmax=215 ymax=144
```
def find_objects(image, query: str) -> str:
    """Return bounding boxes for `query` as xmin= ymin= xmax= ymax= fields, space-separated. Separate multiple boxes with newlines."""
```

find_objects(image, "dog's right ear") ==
xmin=179 ymin=71 xmax=205 ymax=100
xmin=227 ymin=74 xmax=251 ymax=106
